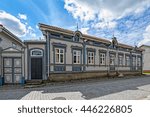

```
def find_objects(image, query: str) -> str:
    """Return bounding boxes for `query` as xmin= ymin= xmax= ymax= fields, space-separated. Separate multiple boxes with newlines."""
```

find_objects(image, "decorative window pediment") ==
xmin=74 ymin=31 xmax=82 ymax=42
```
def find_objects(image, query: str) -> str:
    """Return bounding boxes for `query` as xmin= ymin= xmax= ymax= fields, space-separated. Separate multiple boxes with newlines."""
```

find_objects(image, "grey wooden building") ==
xmin=0 ymin=23 xmax=143 ymax=84
xmin=38 ymin=23 xmax=143 ymax=81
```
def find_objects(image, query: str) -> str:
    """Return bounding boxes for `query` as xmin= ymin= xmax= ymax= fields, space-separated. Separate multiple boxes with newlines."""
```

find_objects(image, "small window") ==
xmin=73 ymin=50 xmax=81 ymax=64
xmin=74 ymin=34 xmax=80 ymax=42
xmin=88 ymin=52 xmax=94 ymax=64
xmin=63 ymin=35 xmax=72 ymax=40
xmin=51 ymin=33 xmax=60 ymax=38
xmin=55 ymin=48 xmax=64 ymax=64
xmin=31 ymin=49 xmax=43 ymax=57
xmin=100 ymin=53 xmax=106 ymax=65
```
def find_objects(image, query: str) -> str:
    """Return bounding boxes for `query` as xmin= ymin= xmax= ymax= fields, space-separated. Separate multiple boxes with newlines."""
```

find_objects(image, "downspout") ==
xmin=130 ymin=51 xmax=132 ymax=71
xmin=141 ymin=52 xmax=143 ymax=74
xmin=47 ymin=32 xmax=50 ymax=78
xmin=116 ymin=47 xmax=119 ymax=75
xmin=107 ymin=46 xmax=109 ymax=77
xmin=83 ymin=39 xmax=86 ymax=71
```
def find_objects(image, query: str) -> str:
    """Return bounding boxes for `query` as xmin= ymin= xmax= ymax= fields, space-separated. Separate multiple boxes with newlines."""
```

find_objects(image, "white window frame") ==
xmin=73 ymin=50 xmax=81 ymax=64
xmin=110 ymin=54 xmax=115 ymax=65
xmin=100 ymin=53 xmax=106 ymax=65
xmin=118 ymin=55 xmax=123 ymax=66
xmin=88 ymin=52 xmax=94 ymax=64
xmin=137 ymin=57 xmax=141 ymax=66
xmin=125 ymin=56 xmax=130 ymax=66
xmin=30 ymin=49 xmax=43 ymax=57
xmin=55 ymin=48 xmax=64 ymax=64
xmin=132 ymin=56 xmax=136 ymax=66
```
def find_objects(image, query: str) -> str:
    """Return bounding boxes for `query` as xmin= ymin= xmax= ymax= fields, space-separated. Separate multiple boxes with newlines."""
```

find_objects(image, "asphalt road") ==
xmin=0 ymin=76 xmax=150 ymax=100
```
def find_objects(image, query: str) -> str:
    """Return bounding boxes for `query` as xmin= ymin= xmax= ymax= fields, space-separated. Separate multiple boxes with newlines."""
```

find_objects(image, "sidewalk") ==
xmin=143 ymin=95 xmax=150 ymax=100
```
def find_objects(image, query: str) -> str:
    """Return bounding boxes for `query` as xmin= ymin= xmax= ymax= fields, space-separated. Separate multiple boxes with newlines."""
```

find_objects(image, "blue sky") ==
xmin=0 ymin=0 xmax=150 ymax=46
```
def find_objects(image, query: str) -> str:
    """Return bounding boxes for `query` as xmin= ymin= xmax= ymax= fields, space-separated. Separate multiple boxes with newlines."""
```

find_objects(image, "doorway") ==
xmin=31 ymin=58 xmax=42 ymax=79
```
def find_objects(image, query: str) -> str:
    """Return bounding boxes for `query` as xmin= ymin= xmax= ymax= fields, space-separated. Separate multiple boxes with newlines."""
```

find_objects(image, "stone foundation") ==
xmin=49 ymin=71 xmax=142 ymax=82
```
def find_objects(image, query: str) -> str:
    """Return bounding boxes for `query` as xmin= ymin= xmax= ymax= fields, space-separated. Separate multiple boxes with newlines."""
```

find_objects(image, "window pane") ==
xmin=56 ymin=54 xmax=59 ymax=63
xmin=74 ymin=56 xmax=76 ymax=63
xmin=73 ymin=51 xmax=76 ymax=55
xmin=60 ymin=54 xmax=64 ymax=63
xmin=56 ymin=49 xmax=59 ymax=54
xmin=77 ymin=56 xmax=80 ymax=63
xmin=60 ymin=49 xmax=64 ymax=53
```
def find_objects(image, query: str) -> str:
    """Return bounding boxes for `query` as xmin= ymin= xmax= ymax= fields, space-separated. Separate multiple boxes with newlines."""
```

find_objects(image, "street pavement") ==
xmin=0 ymin=76 xmax=150 ymax=100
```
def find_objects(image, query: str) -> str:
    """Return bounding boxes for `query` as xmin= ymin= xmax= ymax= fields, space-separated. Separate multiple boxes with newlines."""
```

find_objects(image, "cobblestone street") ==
xmin=0 ymin=76 xmax=150 ymax=100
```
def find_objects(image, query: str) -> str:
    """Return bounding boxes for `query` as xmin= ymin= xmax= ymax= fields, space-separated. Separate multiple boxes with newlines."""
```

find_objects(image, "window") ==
xmin=74 ymin=34 xmax=80 ymax=42
xmin=137 ymin=57 xmax=141 ymax=66
xmin=63 ymin=35 xmax=72 ymax=40
xmin=110 ymin=54 xmax=115 ymax=65
xmin=73 ymin=50 xmax=81 ymax=64
xmin=125 ymin=56 xmax=130 ymax=66
xmin=100 ymin=53 xmax=106 ymax=65
xmin=132 ymin=56 xmax=136 ymax=66
xmin=88 ymin=52 xmax=94 ymax=64
xmin=31 ymin=49 xmax=43 ymax=57
xmin=55 ymin=48 xmax=64 ymax=64
xmin=51 ymin=33 xmax=60 ymax=38
xmin=118 ymin=55 xmax=123 ymax=66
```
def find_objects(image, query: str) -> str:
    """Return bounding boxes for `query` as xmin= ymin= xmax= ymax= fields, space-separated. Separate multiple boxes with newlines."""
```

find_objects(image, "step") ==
xmin=24 ymin=84 xmax=45 ymax=88
xmin=26 ymin=80 xmax=43 ymax=85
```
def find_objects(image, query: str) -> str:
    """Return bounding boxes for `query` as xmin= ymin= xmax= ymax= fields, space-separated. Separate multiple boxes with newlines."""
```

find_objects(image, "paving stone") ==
xmin=0 ymin=76 xmax=150 ymax=100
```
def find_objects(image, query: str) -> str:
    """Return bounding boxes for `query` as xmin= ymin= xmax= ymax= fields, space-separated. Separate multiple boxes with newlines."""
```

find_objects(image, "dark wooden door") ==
xmin=31 ymin=58 xmax=42 ymax=79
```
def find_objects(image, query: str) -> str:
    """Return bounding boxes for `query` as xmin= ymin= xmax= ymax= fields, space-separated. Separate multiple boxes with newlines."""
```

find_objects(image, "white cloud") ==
xmin=138 ymin=25 xmax=150 ymax=46
xmin=18 ymin=13 xmax=27 ymax=20
xmin=0 ymin=10 xmax=27 ymax=36
xmin=93 ymin=21 xmax=116 ymax=29
xmin=80 ymin=27 xmax=89 ymax=34
xmin=64 ymin=0 xmax=150 ymax=28
xmin=36 ymin=25 xmax=39 ymax=29
xmin=64 ymin=0 xmax=150 ymax=46
xmin=0 ymin=10 xmax=36 ymax=39
xmin=64 ymin=0 xmax=97 ymax=21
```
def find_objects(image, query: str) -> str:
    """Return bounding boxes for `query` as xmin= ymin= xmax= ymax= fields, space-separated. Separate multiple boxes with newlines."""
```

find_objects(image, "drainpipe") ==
xmin=130 ymin=51 xmax=132 ymax=71
xmin=141 ymin=52 xmax=143 ymax=74
xmin=116 ymin=47 xmax=119 ymax=75
xmin=107 ymin=47 xmax=109 ymax=77
xmin=21 ymin=47 xmax=25 ymax=84
xmin=83 ymin=39 xmax=87 ymax=71
xmin=47 ymin=32 xmax=50 ymax=78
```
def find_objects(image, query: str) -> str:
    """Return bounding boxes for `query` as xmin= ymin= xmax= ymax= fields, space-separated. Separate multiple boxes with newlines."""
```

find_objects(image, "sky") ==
xmin=0 ymin=0 xmax=150 ymax=47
